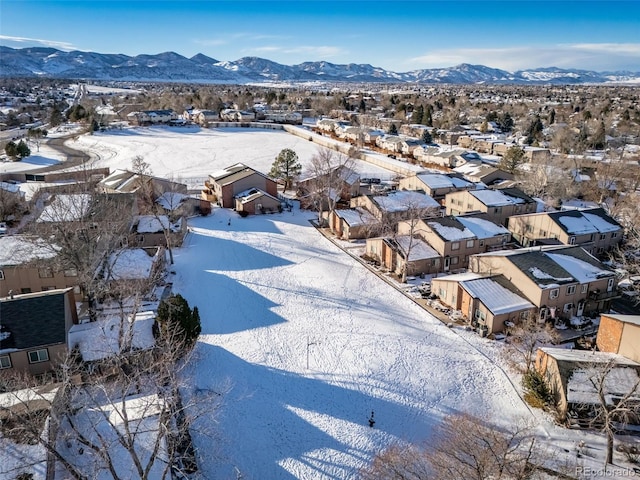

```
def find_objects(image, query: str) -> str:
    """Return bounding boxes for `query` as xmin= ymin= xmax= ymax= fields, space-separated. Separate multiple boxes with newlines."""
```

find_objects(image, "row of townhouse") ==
xmin=456 ymin=134 xmax=551 ymax=161
xmin=430 ymin=244 xmax=618 ymax=335
xmin=126 ymin=109 xmax=179 ymax=125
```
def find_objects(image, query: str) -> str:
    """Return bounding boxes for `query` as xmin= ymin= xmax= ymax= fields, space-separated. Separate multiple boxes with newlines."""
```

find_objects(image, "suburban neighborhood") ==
xmin=1 ymin=76 xmax=640 ymax=479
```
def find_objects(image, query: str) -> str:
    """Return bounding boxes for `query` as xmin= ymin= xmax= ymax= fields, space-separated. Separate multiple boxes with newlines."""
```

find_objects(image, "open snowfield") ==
xmin=69 ymin=126 xmax=399 ymax=188
xmin=0 ymin=143 xmax=63 ymax=174
xmin=171 ymin=206 xmax=535 ymax=479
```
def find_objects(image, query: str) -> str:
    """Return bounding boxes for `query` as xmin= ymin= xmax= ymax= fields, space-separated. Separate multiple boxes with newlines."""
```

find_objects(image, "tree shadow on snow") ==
xmin=187 ymin=345 xmax=441 ymax=480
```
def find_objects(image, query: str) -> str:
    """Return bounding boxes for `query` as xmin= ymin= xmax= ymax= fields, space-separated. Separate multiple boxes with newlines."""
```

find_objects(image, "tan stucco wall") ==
xmin=618 ymin=324 xmax=640 ymax=363
xmin=597 ymin=315 xmax=624 ymax=355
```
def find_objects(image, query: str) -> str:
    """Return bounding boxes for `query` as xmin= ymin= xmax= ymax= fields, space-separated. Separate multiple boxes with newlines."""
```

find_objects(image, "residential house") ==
xmin=469 ymin=245 xmax=618 ymax=323
xmin=129 ymin=215 xmax=186 ymax=248
xmin=194 ymin=109 xmax=219 ymax=125
xmin=204 ymin=163 xmax=278 ymax=208
xmin=412 ymin=146 xmax=468 ymax=168
xmin=453 ymin=162 xmax=515 ymax=185
xmin=235 ymin=188 xmax=282 ymax=215
xmin=363 ymin=129 xmax=385 ymax=145
xmin=365 ymin=235 xmax=442 ymax=277
xmin=126 ymin=110 xmax=177 ymax=125
xmin=220 ymin=109 xmax=256 ymax=122
xmin=0 ymin=235 xmax=78 ymax=297
xmin=536 ymin=347 xmax=640 ymax=423
xmin=445 ymin=187 xmax=537 ymax=226
xmin=350 ymin=190 xmax=441 ymax=229
xmin=98 ymin=169 xmax=188 ymax=198
xmin=375 ymin=135 xmax=404 ymax=154
xmin=263 ymin=112 xmax=303 ymax=125
xmin=329 ymin=208 xmax=377 ymax=240
xmin=508 ymin=208 xmax=622 ymax=255
xmin=431 ymin=272 xmax=534 ymax=334
xmin=398 ymin=173 xmax=474 ymax=203
xmin=297 ymin=165 xmax=360 ymax=211
xmin=597 ymin=314 xmax=640 ymax=363
xmin=0 ymin=288 xmax=78 ymax=375
xmin=400 ymin=214 xmax=510 ymax=272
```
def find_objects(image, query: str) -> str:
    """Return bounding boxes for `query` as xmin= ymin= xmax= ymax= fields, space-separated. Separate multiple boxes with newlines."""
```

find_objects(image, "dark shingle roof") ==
xmin=0 ymin=289 xmax=71 ymax=350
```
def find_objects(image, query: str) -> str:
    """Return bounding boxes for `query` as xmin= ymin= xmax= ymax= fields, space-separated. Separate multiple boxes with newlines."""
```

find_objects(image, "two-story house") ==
xmin=399 ymin=214 xmax=510 ymax=272
xmin=204 ymin=163 xmax=278 ymax=208
xmin=0 ymin=288 xmax=78 ymax=375
xmin=398 ymin=173 xmax=474 ymax=204
xmin=349 ymin=190 xmax=441 ymax=231
xmin=445 ymin=187 xmax=537 ymax=226
xmin=469 ymin=245 xmax=618 ymax=323
xmin=507 ymin=208 xmax=622 ymax=255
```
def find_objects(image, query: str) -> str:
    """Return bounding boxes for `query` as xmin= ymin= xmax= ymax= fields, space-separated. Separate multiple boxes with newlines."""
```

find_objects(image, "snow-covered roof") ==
xmin=568 ymin=366 xmax=640 ymax=406
xmin=470 ymin=189 xmax=523 ymax=206
xmin=457 ymin=215 xmax=509 ymax=239
xmin=395 ymin=235 xmax=440 ymax=260
xmin=373 ymin=190 xmax=439 ymax=212
xmin=415 ymin=173 xmax=472 ymax=190
xmin=0 ymin=235 xmax=59 ymax=266
xmin=335 ymin=208 xmax=376 ymax=226
xmin=552 ymin=209 xmax=621 ymax=235
xmin=461 ymin=277 xmax=533 ymax=315
xmin=155 ymin=192 xmax=188 ymax=211
xmin=68 ymin=311 xmax=156 ymax=362
xmin=427 ymin=218 xmax=475 ymax=241
xmin=134 ymin=215 xmax=182 ymax=233
xmin=106 ymin=248 xmax=158 ymax=280
xmin=546 ymin=252 xmax=614 ymax=283
xmin=37 ymin=194 xmax=91 ymax=222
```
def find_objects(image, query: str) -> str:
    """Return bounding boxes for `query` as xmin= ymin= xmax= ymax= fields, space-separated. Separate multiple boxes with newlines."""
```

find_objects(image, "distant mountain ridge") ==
xmin=1 ymin=46 xmax=639 ymax=85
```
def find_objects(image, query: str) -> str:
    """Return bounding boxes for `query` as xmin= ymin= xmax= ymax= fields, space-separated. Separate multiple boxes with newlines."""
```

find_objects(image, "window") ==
xmin=479 ymin=239 xmax=485 ymax=247
xmin=474 ymin=309 xmax=486 ymax=322
xmin=607 ymin=278 xmax=614 ymax=292
xmin=566 ymin=285 xmax=576 ymax=295
xmin=0 ymin=270 xmax=4 ymax=280
xmin=569 ymin=236 xmax=576 ymax=245
xmin=28 ymin=349 xmax=49 ymax=364
xmin=38 ymin=268 xmax=53 ymax=278
xmin=493 ymin=207 xmax=502 ymax=214
xmin=581 ymin=284 xmax=588 ymax=294
xmin=539 ymin=230 xmax=546 ymax=237
xmin=451 ymin=242 xmax=460 ymax=250
xmin=451 ymin=256 xmax=459 ymax=265
xmin=467 ymin=203 xmax=474 ymax=210
xmin=64 ymin=268 xmax=78 ymax=277
xmin=549 ymin=288 xmax=559 ymax=299
xmin=0 ymin=355 xmax=11 ymax=369
xmin=600 ymin=234 xmax=606 ymax=240
xmin=563 ymin=303 xmax=574 ymax=313
xmin=466 ymin=239 xmax=474 ymax=248
xmin=439 ymin=288 xmax=447 ymax=298
xmin=612 ymin=232 xmax=618 ymax=238
xmin=539 ymin=308 xmax=548 ymax=320
xmin=21 ymin=288 xmax=32 ymax=294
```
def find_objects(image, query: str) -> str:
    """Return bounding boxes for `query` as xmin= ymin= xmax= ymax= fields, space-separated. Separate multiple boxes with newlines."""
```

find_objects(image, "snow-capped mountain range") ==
xmin=1 ymin=46 xmax=639 ymax=85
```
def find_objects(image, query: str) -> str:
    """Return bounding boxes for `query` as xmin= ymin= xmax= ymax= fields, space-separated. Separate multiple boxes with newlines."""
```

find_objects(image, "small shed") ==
xmin=235 ymin=188 xmax=281 ymax=215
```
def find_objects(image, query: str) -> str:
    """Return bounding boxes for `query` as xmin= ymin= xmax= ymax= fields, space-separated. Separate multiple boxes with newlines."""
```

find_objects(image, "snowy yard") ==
xmin=171 ymin=206 xmax=534 ymax=478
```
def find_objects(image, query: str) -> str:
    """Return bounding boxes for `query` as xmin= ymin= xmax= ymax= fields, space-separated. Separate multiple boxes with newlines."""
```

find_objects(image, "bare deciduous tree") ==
xmin=505 ymin=313 xmax=559 ymax=373
xmin=361 ymin=414 xmax=540 ymax=480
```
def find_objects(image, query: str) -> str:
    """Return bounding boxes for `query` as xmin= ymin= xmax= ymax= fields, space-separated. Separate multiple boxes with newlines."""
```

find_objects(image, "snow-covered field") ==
xmin=170 ymin=206 xmax=534 ymax=478
xmin=69 ymin=126 xmax=398 ymax=188
xmin=0 ymin=143 xmax=63 ymax=174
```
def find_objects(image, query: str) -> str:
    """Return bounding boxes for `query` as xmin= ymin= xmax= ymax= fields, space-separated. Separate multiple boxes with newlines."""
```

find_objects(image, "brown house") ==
xmin=536 ymin=347 xmax=640 ymax=422
xmin=0 ymin=288 xmax=78 ymax=375
xmin=235 ymin=188 xmax=282 ymax=215
xmin=365 ymin=235 xmax=442 ymax=277
xmin=431 ymin=272 xmax=534 ymax=334
xmin=445 ymin=187 xmax=537 ymax=226
xmin=400 ymin=214 xmax=511 ymax=272
xmin=205 ymin=163 xmax=278 ymax=208
xmin=453 ymin=162 xmax=515 ymax=185
xmin=129 ymin=215 xmax=187 ymax=248
xmin=329 ymin=208 xmax=378 ymax=240
xmin=470 ymin=245 xmax=618 ymax=323
xmin=597 ymin=314 xmax=640 ymax=363
xmin=0 ymin=235 xmax=79 ymax=297
xmin=398 ymin=173 xmax=474 ymax=203
xmin=350 ymin=190 xmax=441 ymax=227
xmin=508 ymin=208 xmax=622 ymax=255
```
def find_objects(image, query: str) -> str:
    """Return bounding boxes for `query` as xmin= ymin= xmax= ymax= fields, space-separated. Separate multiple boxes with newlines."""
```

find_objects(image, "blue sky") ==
xmin=1 ymin=1 xmax=639 ymax=72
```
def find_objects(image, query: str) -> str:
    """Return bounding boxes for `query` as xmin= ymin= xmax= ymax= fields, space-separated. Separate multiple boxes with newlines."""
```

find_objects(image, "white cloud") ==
xmin=0 ymin=35 xmax=76 ymax=51
xmin=406 ymin=43 xmax=640 ymax=72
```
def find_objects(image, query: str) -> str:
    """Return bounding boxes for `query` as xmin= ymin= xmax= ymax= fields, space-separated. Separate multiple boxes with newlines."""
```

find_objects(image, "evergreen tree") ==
xmin=496 ymin=112 xmax=514 ymax=132
xmin=388 ymin=123 xmax=398 ymax=135
xmin=156 ymin=294 xmax=201 ymax=347
xmin=421 ymin=129 xmax=432 ymax=144
xmin=4 ymin=141 xmax=18 ymax=158
xmin=269 ymin=148 xmax=302 ymax=191
xmin=50 ymin=106 xmax=64 ymax=127
xmin=411 ymin=105 xmax=424 ymax=124
xmin=358 ymin=99 xmax=366 ymax=113
xmin=16 ymin=140 xmax=30 ymax=159
xmin=422 ymin=104 xmax=433 ymax=126
xmin=549 ymin=108 xmax=556 ymax=125
xmin=499 ymin=146 xmax=525 ymax=174
xmin=525 ymin=115 xmax=544 ymax=145
xmin=590 ymin=120 xmax=606 ymax=150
